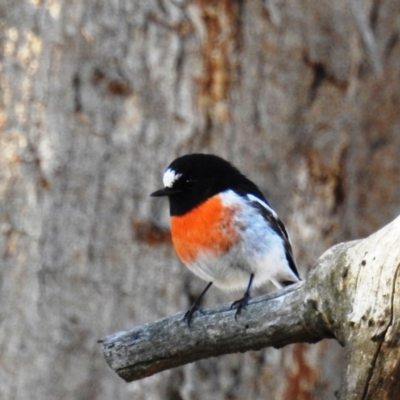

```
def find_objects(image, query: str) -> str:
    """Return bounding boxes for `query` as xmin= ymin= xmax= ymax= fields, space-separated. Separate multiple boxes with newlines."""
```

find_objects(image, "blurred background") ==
xmin=1 ymin=0 xmax=400 ymax=399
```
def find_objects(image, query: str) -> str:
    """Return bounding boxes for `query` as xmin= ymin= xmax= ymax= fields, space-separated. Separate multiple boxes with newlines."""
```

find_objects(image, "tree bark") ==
xmin=103 ymin=215 xmax=400 ymax=400
xmin=1 ymin=0 xmax=400 ymax=399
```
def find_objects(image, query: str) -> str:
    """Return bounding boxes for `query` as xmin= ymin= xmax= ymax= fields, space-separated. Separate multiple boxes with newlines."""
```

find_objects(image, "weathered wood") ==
xmin=2 ymin=0 xmax=400 ymax=398
xmin=333 ymin=218 xmax=400 ymax=399
xmin=102 ymin=281 xmax=327 ymax=382
xmin=102 ymin=215 xmax=400 ymax=400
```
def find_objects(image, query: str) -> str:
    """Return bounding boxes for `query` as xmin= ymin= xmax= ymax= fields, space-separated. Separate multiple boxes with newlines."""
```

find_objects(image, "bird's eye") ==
xmin=184 ymin=179 xmax=196 ymax=188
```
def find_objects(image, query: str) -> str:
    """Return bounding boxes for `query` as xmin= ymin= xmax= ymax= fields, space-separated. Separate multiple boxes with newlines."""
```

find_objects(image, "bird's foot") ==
xmin=183 ymin=303 xmax=204 ymax=327
xmin=231 ymin=293 xmax=251 ymax=320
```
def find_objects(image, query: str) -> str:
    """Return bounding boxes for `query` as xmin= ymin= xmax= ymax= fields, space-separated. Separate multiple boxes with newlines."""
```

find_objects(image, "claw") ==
xmin=231 ymin=273 xmax=254 ymax=320
xmin=183 ymin=281 xmax=213 ymax=327
xmin=231 ymin=294 xmax=251 ymax=320
xmin=183 ymin=304 xmax=201 ymax=327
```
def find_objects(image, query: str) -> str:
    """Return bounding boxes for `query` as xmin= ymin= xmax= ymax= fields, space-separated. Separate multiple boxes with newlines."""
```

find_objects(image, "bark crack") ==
xmin=87 ymin=133 xmax=112 ymax=262
xmin=361 ymin=261 xmax=400 ymax=399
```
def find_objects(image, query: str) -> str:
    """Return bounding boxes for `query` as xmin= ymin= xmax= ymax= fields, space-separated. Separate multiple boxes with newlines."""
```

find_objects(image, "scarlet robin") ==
xmin=151 ymin=154 xmax=300 ymax=326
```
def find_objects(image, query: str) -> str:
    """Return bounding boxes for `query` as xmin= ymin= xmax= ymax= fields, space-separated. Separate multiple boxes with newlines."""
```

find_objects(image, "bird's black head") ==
xmin=151 ymin=153 xmax=265 ymax=216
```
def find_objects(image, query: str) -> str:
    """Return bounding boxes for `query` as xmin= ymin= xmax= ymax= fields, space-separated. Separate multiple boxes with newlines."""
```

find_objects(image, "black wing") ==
xmin=247 ymin=195 xmax=300 ymax=280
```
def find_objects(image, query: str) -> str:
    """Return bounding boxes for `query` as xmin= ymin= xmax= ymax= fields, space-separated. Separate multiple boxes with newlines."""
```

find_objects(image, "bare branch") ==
xmin=101 ymin=259 xmax=340 ymax=382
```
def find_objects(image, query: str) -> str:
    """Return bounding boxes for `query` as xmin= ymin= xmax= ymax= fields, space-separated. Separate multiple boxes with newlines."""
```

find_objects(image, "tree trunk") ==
xmin=1 ymin=1 xmax=399 ymax=399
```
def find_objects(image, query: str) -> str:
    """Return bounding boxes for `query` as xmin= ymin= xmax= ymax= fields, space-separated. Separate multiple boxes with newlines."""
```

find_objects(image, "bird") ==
xmin=151 ymin=153 xmax=300 ymax=326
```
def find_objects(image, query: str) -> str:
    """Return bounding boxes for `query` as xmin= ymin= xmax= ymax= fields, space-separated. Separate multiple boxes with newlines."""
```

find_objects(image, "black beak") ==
xmin=150 ymin=187 xmax=173 ymax=197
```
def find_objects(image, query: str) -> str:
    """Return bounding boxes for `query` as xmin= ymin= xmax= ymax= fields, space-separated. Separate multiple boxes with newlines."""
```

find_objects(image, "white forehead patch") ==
xmin=163 ymin=168 xmax=182 ymax=188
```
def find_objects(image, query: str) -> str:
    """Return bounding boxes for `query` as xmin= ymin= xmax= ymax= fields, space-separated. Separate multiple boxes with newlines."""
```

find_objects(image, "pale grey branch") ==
xmin=102 ymin=280 xmax=331 ymax=382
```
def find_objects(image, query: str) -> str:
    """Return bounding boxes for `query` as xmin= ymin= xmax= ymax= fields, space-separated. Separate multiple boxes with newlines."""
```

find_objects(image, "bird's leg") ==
xmin=183 ymin=281 xmax=213 ymax=327
xmin=231 ymin=273 xmax=254 ymax=320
